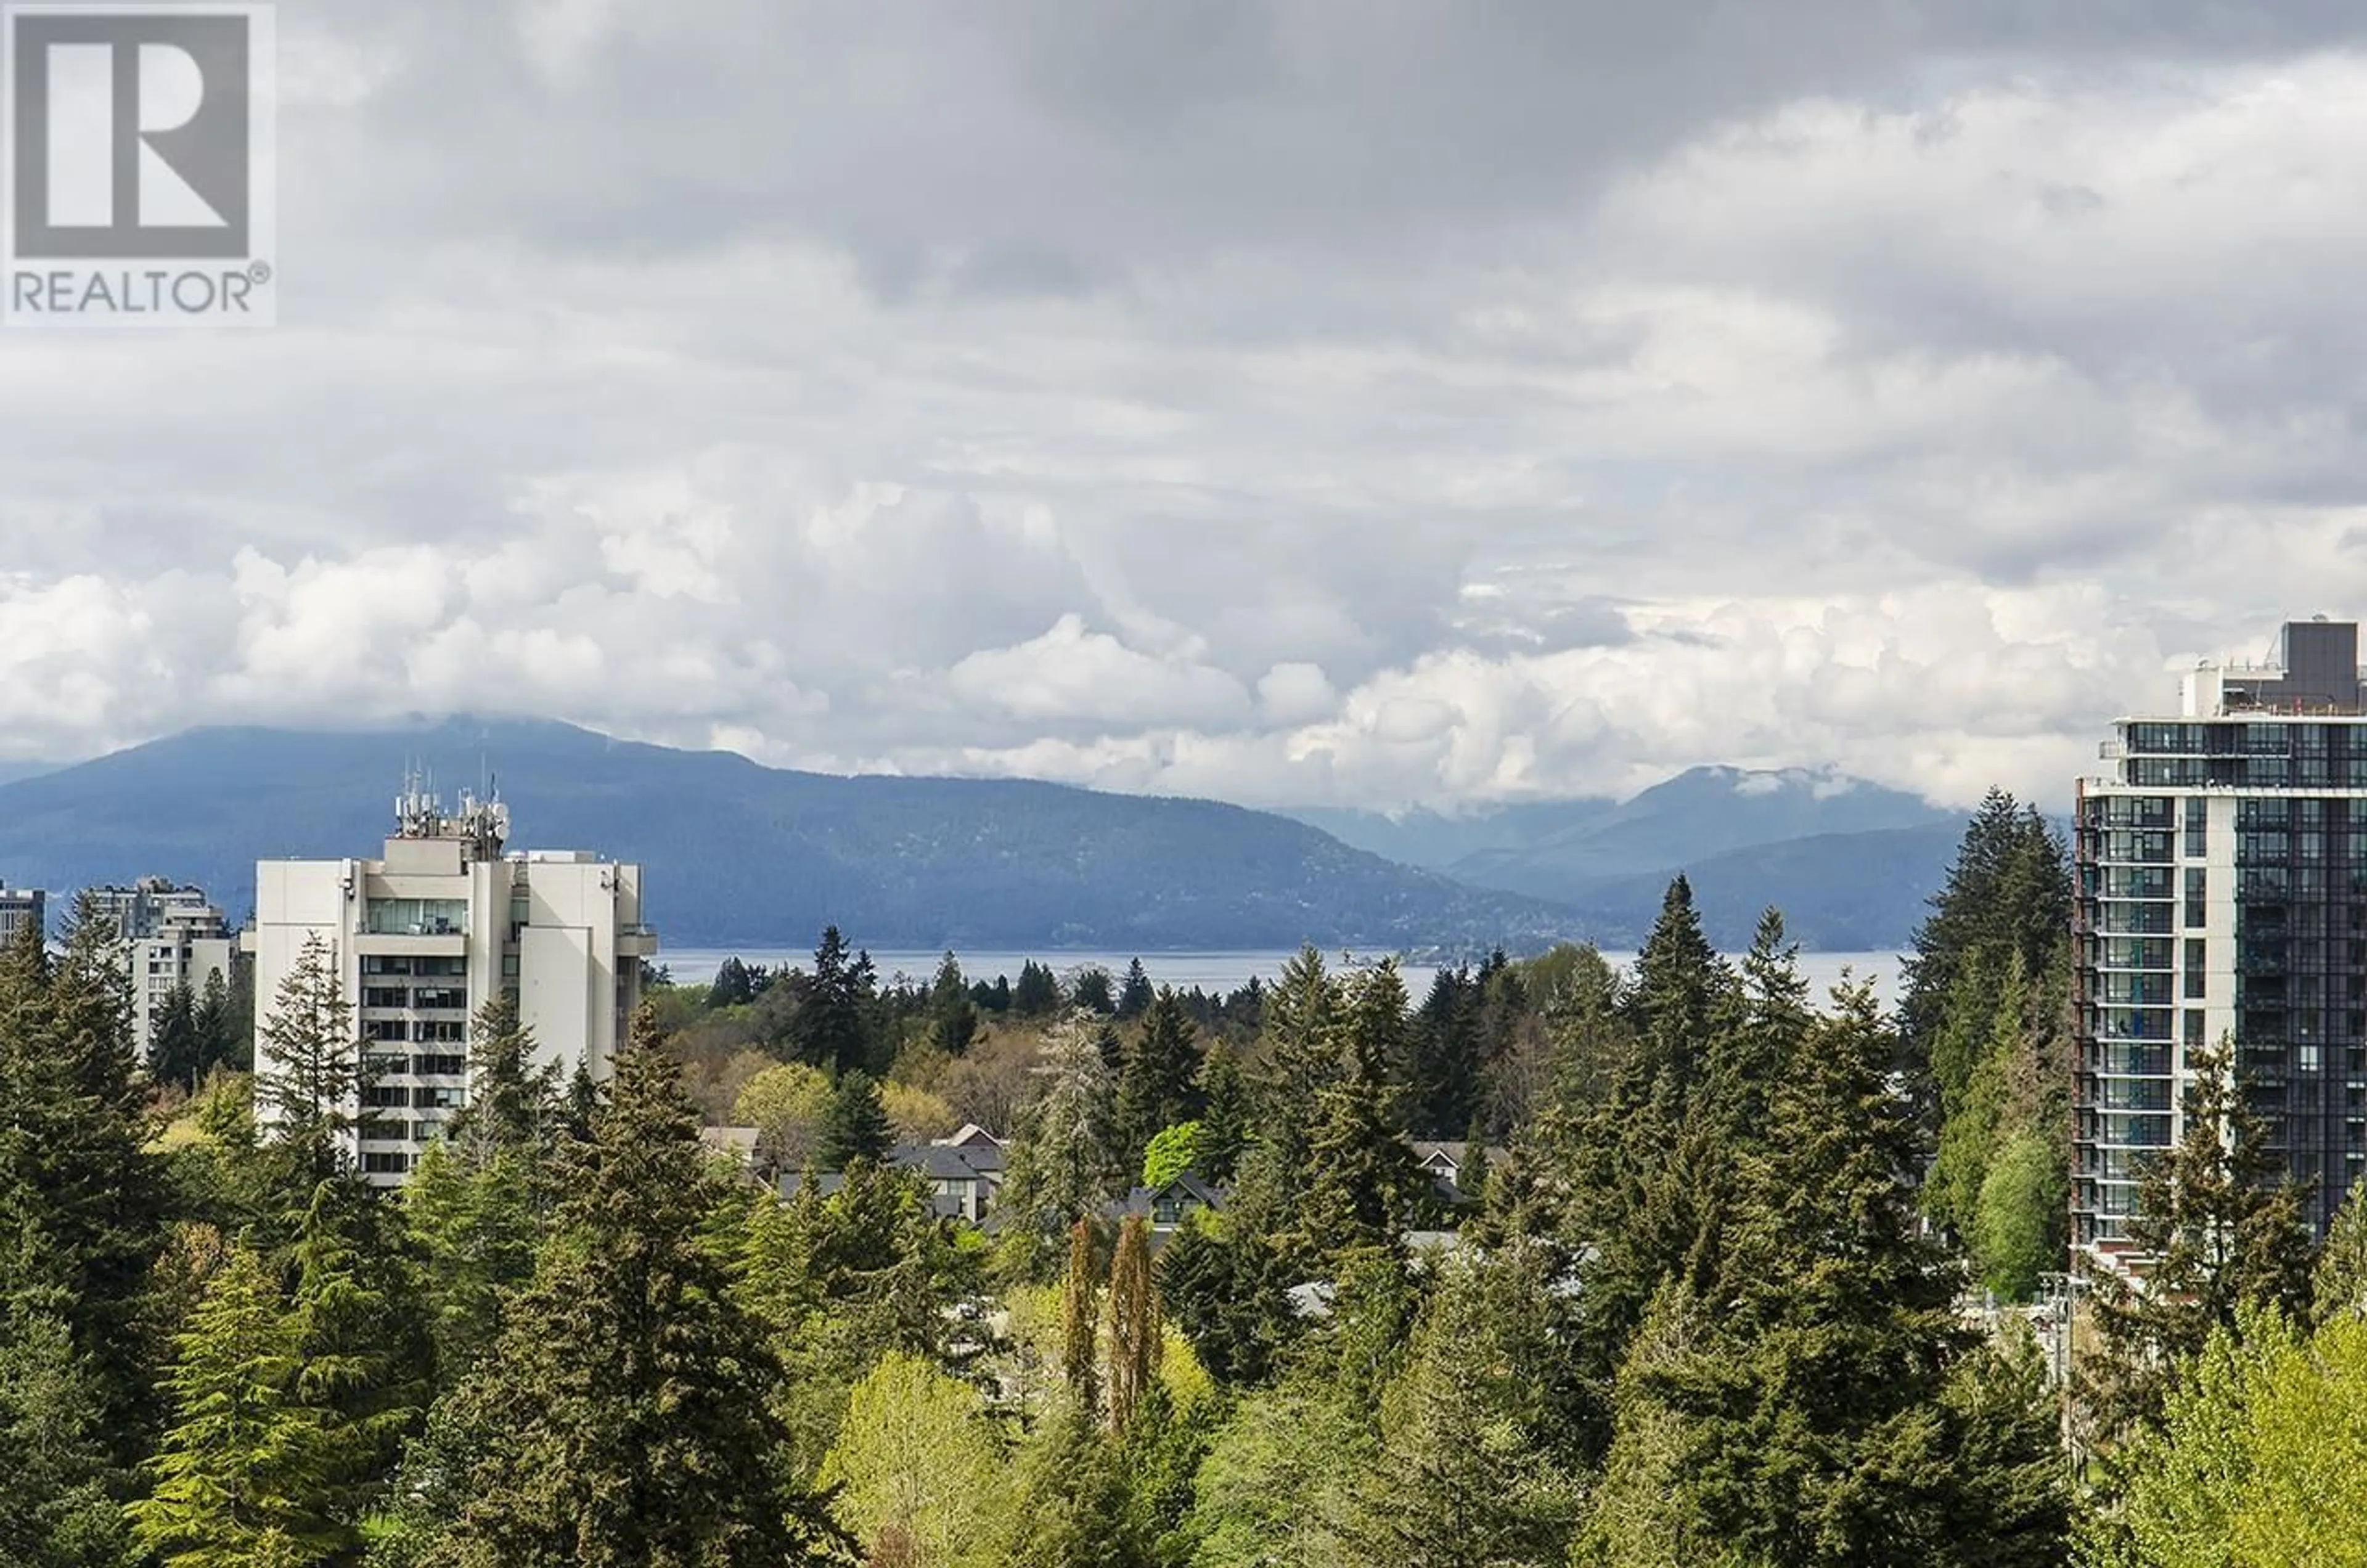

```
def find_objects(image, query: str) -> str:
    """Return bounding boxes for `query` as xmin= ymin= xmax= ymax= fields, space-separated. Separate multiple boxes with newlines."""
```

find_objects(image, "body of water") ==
xmin=658 ymin=946 xmax=1906 ymax=1013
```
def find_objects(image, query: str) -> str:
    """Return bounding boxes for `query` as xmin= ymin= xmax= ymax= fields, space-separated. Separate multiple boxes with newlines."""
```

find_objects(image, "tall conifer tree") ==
xmin=426 ymin=1006 xmax=838 ymax=1564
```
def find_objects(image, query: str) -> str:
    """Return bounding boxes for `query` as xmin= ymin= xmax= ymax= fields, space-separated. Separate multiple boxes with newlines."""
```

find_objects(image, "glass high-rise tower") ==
xmin=2075 ymin=616 xmax=2367 ymax=1259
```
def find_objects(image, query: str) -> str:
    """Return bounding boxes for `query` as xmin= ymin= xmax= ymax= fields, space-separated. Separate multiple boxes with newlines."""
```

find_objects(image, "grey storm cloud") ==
xmin=10 ymin=1 xmax=2367 ymax=811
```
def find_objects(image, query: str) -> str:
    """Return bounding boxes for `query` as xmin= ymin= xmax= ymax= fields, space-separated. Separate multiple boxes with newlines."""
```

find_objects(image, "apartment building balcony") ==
xmin=356 ymin=932 xmax=467 ymax=958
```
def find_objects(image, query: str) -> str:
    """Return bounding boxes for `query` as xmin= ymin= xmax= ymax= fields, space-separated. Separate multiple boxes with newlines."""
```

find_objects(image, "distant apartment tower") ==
xmin=88 ymin=878 xmax=238 ymax=1060
xmin=247 ymin=783 xmax=657 ymax=1183
xmin=0 ymin=881 xmax=43 ymax=947
xmin=2075 ymin=616 xmax=2367 ymax=1258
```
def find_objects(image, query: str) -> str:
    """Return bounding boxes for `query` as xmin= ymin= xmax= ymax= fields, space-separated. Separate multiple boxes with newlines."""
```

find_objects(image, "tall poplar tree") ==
xmin=1105 ymin=1216 xmax=1158 ymax=1436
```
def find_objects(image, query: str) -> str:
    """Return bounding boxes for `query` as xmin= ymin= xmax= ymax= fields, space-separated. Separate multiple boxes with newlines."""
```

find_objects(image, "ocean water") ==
xmin=657 ymin=946 xmax=1906 ymax=1013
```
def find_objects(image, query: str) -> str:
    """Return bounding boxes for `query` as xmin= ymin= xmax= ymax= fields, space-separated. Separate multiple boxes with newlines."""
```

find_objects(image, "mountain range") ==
xmin=0 ymin=721 xmax=1968 ymax=953
xmin=1285 ymin=766 xmax=1967 ymax=948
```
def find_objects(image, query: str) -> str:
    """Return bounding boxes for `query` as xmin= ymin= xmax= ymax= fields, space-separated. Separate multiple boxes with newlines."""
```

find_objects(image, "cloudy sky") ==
xmin=12 ymin=1 xmax=2367 ymax=812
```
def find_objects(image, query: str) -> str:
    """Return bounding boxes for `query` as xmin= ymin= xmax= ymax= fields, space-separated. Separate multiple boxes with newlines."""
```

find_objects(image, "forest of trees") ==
xmin=3 ymin=812 xmax=2366 ymax=1566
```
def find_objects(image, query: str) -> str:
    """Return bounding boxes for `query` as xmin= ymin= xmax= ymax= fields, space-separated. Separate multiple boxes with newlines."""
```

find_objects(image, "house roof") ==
xmin=936 ymin=1123 xmax=1004 ymax=1150
xmin=777 ymin=1170 xmax=848 ymax=1201
xmin=1106 ymin=1172 xmax=1226 ymax=1219
xmin=893 ymin=1144 xmax=1002 ymax=1182
xmin=1410 ymin=1140 xmax=1512 ymax=1172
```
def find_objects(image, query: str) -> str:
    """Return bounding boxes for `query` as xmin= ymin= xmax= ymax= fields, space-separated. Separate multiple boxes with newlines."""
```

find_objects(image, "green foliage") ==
xmin=928 ymin=951 xmax=981 ymax=1058
xmin=1900 ymin=788 xmax=2072 ymax=1077
xmin=995 ymin=1015 xmax=1126 ymax=1277
xmin=1116 ymin=987 xmax=1203 ymax=1173
xmin=126 ymin=1245 xmax=346 ymax=1567
xmin=1300 ymin=963 xmax=1426 ymax=1269
xmin=1577 ymin=984 xmax=2071 ymax=1566
xmin=2088 ymin=1309 xmax=2367 ymax=1568
xmin=0 ymin=1310 xmax=134 ymax=1568
xmin=255 ymin=932 xmax=368 ymax=1172
xmin=150 ymin=978 xmax=207 ymax=1095
xmin=1061 ymin=1219 xmax=1100 ymax=1411
xmin=2086 ymin=1039 xmax=2316 ymax=1440
xmin=1333 ymin=1243 xmax=1585 ymax=1567
xmin=0 ymin=902 xmax=173 ymax=1457
xmin=1976 ymin=1130 xmax=2065 ymax=1303
xmin=1106 ymin=1217 xmax=1158 ymax=1436
xmin=288 ymin=1176 xmax=432 ymax=1530
xmin=736 ymin=1061 xmax=832 ymax=1175
xmin=788 ymin=926 xmax=877 ymax=1076
xmin=816 ymin=1068 xmax=894 ymax=1169
xmin=1141 ymin=1121 xmax=1204 ymax=1190
xmin=816 ymin=1350 xmax=1011 ymax=1568
xmin=1005 ymin=1408 xmax=1145 ymax=1568
xmin=2315 ymin=1175 xmax=2367 ymax=1325
xmin=735 ymin=1153 xmax=982 ymax=1479
xmin=422 ymin=1007 xmax=838 ymax=1564
xmin=1013 ymin=961 xmax=1064 ymax=1017
xmin=1116 ymin=959 xmax=1155 ymax=1022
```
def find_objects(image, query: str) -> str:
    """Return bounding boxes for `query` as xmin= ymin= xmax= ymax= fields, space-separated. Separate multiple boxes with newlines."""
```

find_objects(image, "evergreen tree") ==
xmin=425 ymin=1006 xmax=839 ymax=1564
xmin=125 ymin=1246 xmax=344 ymax=1567
xmin=1619 ymin=875 xmax=1736 ymax=1105
xmin=1899 ymin=791 xmax=2071 ymax=1119
xmin=448 ymin=991 xmax=558 ymax=1159
xmin=1004 ymin=1410 xmax=1143 ymax=1568
xmin=928 ymin=952 xmax=980 ymax=1057
xmin=0 ymin=1310 xmax=134 ymax=1568
xmin=2315 ymin=1174 xmax=2367 ymax=1323
xmin=1114 ymin=987 xmax=1201 ymax=1172
xmin=995 ymin=1015 xmax=1126 ymax=1275
xmin=1300 ymin=963 xmax=1425 ymax=1268
xmin=0 ymin=902 xmax=171 ymax=1458
xmin=707 ymin=956 xmax=756 ymax=1010
xmin=816 ymin=1068 xmax=894 ymax=1169
xmin=255 ymin=932 xmax=366 ymax=1171
xmin=788 ymin=926 xmax=875 ymax=1076
xmin=403 ymin=1140 xmax=538 ymax=1392
xmin=1336 ymin=1243 xmax=1584 ymax=1567
xmin=1071 ymin=967 xmax=1118 ymax=1017
xmin=1115 ymin=959 xmax=1155 ymax=1023
xmin=286 ymin=1175 xmax=431 ymax=1535
xmin=1012 ymin=962 xmax=1063 ymax=1017
xmin=1579 ymin=983 xmax=2071 ymax=1565
xmin=1405 ymin=965 xmax=1482 ymax=1140
xmin=196 ymin=966 xmax=246 ymax=1077
xmin=150 ymin=978 xmax=206 ymax=1094
xmin=1193 ymin=1044 xmax=1253 ymax=1184
xmin=2086 ymin=1038 xmax=2317 ymax=1439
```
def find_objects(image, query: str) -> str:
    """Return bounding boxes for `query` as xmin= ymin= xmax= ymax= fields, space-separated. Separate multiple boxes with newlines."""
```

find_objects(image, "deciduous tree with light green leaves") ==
xmin=817 ymin=1350 xmax=1012 ymax=1568
xmin=2085 ymin=1308 xmax=2367 ymax=1568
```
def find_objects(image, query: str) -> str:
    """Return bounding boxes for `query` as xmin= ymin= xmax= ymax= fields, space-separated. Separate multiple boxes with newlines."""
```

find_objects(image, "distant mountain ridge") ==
xmin=0 ymin=719 xmax=1579 ymax=952
xmin=1285 ymin=766 xmax=1970 ymax=949
xmin=0 ymin=724 xmax=1980 ymax=953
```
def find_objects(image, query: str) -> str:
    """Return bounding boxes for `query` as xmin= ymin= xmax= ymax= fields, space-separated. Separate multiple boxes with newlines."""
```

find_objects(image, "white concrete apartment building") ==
xmin=89 ymin=878 xmax=237 ymax=1060
xmin=0 ymin=881 xmax=44 ymax=947
xmin=248 ymin=784 xmax=657 ymax=1182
